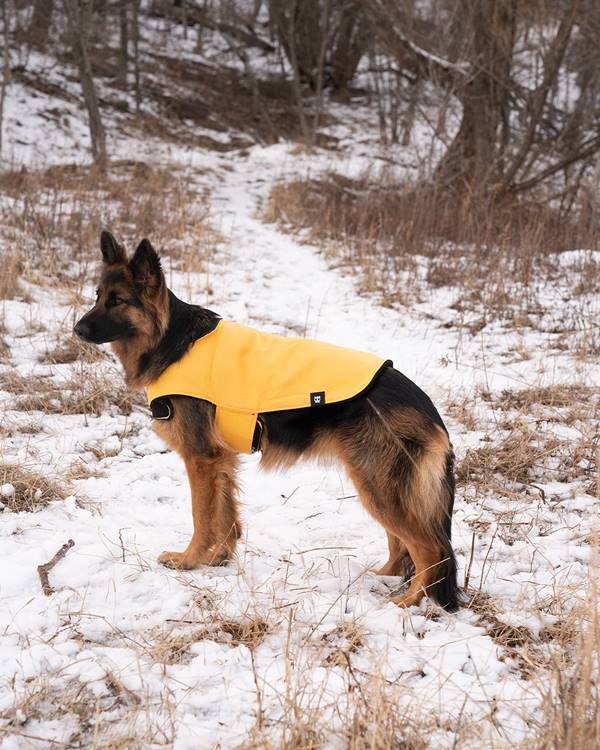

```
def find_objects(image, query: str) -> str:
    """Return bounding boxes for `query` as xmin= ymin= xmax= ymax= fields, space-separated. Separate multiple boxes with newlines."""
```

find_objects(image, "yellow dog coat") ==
xmin=147 ymin=320 xmax=390 ymax=453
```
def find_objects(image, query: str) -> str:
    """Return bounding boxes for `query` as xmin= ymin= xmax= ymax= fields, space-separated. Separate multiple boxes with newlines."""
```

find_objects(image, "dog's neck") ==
xmin=113 ymin=289 xmax=220 ymax=391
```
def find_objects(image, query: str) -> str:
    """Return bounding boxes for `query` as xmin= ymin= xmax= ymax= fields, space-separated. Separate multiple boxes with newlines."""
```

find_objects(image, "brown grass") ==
xmin=0 ymin=462 xmax=68 ymax=512
xmin=0 ymin=336 xmax=9 ymax=362
xmin=239 ymin=662 xmax=433 ymax=750
xmin=265 ymin=174 xmax=598 ymax=260
xmin=65 ymin=458 xmax=107 ymax=481
xmin=264 ymin=174 xmax=599 ymax=329
xmin=451 ymin=380 xmax=599 ymax=495
xmin=0 ymin=160 xmax=218 ymax=290
xmin=0 ymin=368 xmax=145 ymax=416
xmin=495 ymin=384 xmax=596 ymax=412
xmin=40 ymin=335 xmax=108 ymax=365
xmin=529 ymin=581 xmax=600 ymax=749
xmin=456 ymin=421 xmax=561 ymax=488
xmin=0 ymin=674 xmax=172 ymax=749
xmin=147 ymin=613 xmax=271 ymax=666
xmin=0 ymin=253 xmax=26 ymax=300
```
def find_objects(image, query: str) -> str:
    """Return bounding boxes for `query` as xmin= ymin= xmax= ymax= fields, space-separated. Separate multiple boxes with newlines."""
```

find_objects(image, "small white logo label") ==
xmin=310 ymin=391 xmax=325 ymax=407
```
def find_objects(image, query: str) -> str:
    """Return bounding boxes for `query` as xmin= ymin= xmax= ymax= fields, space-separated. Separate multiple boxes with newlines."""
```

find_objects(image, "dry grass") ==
xmin=264 ymin=174 xmax=598 ymax=261
xmin=0 ymin=368 xmax=145 ymax=416
xmin=0 ymin=253 xmax=26 ymax=300
xmin=495 ymin=384 xmax=597 ymax=413
xmin=528 ymin=580 xmax=600 ymax=749
xmin=0 ymin=336 xmax=9 ymax=363
xmin=39 ymin=334 xmax=108 ymax=365
xmin=0 ymin=462 xmax=68 ymax=512
xmin=452 ymin=382 xmax=599 ymax=496
xmin=65 ymin=458 xmax=107 ymax=481
xmin=0 ymin=674 xmax=173 ymax=749
xmin=264 ymin=174 xmax=599 ymax=330
xmin=148 ymin=614 xmax=272 ymax=665
xmin=0 ymin=160 xmax=218 ymax=292
xmin=456 ymin=421 xmax=561 ymax=488
xmin=239 ymin=659 xmax=434 ymax=750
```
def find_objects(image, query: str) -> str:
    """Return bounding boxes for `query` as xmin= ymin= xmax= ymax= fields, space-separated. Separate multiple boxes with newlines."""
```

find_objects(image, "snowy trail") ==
xmin=1 ymin=141 xmax=598 ymax=749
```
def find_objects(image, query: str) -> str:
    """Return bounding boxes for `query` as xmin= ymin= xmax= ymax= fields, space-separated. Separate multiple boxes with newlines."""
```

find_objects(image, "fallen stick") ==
xmin=37 ymin=539 xmax=75 ymax=596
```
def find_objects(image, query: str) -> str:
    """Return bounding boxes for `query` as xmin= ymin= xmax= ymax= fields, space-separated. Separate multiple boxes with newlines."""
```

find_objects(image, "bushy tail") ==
xmin=428 ymin=449 xmax=461 ymax=611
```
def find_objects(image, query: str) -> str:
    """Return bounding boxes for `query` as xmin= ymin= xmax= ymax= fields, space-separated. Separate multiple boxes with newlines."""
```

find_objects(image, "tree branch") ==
xmin=510 ymin=132 xmax=600 ymax=195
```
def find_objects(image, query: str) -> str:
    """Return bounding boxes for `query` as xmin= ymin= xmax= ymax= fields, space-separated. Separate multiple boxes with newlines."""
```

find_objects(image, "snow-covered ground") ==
xmin=1 ymin=19 xmax=599 ymax=750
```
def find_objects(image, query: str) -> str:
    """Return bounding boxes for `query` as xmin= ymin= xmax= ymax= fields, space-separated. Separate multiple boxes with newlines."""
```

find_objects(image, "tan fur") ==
xmin=260 ymin=425 xmax=340 ymax=471
xmin=154 ymin=411 xmax=240 ymax=569
xmin=108 ymin=271 xmax=169 ymax=390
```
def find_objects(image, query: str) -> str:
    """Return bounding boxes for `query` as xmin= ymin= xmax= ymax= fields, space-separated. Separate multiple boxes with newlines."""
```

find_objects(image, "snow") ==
xmin=1 ymin=17 xmax=599 ymax=750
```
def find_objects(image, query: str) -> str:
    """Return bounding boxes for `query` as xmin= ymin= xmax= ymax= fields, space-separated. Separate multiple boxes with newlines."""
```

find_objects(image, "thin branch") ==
xmin=510 ymin=132 xmax=600 ymax=195
xmin=501 ymin=0 xmax=581 ymax=189
xmin=37 ymin=539 xmax=75 ymax=596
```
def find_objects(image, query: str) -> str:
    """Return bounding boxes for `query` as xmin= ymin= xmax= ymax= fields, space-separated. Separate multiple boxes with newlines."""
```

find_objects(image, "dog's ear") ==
xmin=129 ymin=238 xmax=164 ymax=293
xmin=100 ymin=231 xmax=127 ymax=265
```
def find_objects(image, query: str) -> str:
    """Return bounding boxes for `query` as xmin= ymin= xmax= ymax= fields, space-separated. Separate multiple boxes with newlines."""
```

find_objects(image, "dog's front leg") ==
xmin=159 ymin=452 xmax=241 ymax=570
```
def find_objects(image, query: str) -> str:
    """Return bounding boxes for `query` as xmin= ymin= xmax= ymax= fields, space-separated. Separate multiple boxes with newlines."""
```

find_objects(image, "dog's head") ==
xmin=74 ymin=232 xmax=168 ymax=346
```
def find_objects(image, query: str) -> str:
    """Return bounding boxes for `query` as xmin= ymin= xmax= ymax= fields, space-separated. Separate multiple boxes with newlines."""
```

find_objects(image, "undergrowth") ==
xmin=0 ymin=462 xmax=68 ymax=512
xmin=264 ymin=174 xmax=600 ymax=351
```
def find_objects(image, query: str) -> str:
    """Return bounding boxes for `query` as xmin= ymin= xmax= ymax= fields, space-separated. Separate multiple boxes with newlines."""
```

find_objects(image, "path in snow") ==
xmin=1 ymin=140 xmax=598 ymax=749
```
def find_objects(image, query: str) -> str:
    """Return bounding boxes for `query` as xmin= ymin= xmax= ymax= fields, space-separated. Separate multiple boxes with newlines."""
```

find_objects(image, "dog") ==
xmin=74 ymin=232 xmax=460 ymax=611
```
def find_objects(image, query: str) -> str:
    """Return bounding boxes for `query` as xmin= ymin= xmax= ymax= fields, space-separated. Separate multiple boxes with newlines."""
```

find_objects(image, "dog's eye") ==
xmin=106 ymin=295 xmax=126 ymax=308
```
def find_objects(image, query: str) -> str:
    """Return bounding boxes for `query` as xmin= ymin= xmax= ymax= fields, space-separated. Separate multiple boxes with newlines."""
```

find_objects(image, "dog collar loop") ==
xmin=151 ymin=396 xmax=173 ymax=420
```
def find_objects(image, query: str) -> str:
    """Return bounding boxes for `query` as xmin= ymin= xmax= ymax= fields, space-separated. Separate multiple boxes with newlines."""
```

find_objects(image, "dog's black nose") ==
xmin=73 ymin=320 xmax=91 ymax=340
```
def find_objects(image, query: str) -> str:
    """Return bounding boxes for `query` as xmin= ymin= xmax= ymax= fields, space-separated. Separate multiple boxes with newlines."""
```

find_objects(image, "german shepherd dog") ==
xmin=74 ymin=232 xmax=460 ymax=611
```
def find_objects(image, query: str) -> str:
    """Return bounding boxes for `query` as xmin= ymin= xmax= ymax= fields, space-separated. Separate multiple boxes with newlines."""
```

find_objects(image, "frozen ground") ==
xmin=1 ymin=20 xmax=599 ymax=750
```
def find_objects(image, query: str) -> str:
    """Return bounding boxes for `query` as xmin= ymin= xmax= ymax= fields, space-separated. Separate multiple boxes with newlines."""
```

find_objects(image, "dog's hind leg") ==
xmin=373 ymin=532 xmax=413 ymax=577
xmin=389 ymin=531 xmax=447 ymax=608
xmin=340 ymin=414 xmax=459 ymax=610
xmin=158 ymin=451 xmax=240 ymax=570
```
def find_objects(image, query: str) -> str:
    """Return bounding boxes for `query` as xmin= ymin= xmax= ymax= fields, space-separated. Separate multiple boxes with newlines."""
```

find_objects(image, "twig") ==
xmin=37 ymin=539 xmax=75 ymax=596
xmin=463 ymin=531 xmax=476 ymax=590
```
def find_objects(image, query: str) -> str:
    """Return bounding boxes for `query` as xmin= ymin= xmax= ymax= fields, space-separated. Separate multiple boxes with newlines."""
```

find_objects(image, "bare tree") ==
xmin=117 ymin=0 xmax=128 ymax=88
xmin=365 ymin=0 xmax=600 ymax=200
xmin=132 ymin=0 xmax=142 ymax=113
xmin=269 ymin=0 xmax=367 ymax=93
xmin=63 ymin=0 xmax=107 ymax=167
xmin=28 ymin=0 xmax=54 ymax=46
xmin=0 ymin=0 xmax=11 ymax=168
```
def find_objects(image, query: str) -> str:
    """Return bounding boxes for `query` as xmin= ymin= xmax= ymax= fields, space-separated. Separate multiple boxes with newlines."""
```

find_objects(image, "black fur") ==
xmin=137 ymin=290 xmax=220 ymax=381
xmin=261 ymin=367 xmax=447 ymax=454
xmin=130 ymin=239 xmax=164 ymax=289
xmin=430 ymin=451 xmax=461 ymax=611
xmin=402 ymin=450 xmax=458 ymax=612
xmin=100 ymin=230 xmax=127 ymax=265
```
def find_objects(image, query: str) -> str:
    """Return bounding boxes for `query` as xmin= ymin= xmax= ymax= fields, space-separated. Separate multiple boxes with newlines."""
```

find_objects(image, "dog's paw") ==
xmin=158 ymin=550 xmax=197 ymax=570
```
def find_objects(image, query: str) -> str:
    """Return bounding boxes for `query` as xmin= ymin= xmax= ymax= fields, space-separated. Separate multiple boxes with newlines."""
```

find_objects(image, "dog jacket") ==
xmin=147 ymin=320 xmax=390 ymax=453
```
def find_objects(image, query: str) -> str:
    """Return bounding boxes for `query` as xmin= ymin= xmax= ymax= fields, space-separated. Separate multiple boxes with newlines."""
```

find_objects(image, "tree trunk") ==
xmin=64 ymin=0 xmax=107 ymax=167
xmin=0 ymin=0 xmax=11 ymax=168
xmin=118 ymin=0 xmax=128 ymax=88
xmin=436 ymin=0 xmax=517 ymax=191
xmin=132 ymin=0 xmax=142 ymax=113
xmin=28 ymin=0 xmax=54 ymax=46
xmin=269 ymin=0 xmax=323 ymax=90
xmin=330 ymin=1 xmax=367 ymax=97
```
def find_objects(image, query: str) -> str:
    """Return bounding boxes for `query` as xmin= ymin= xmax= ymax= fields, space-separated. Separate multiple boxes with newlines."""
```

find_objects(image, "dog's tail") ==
xmin=428 ymin=447 xmax=460 ymax=611
xmin=407 ymin=425 xmax=461 ymax=611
